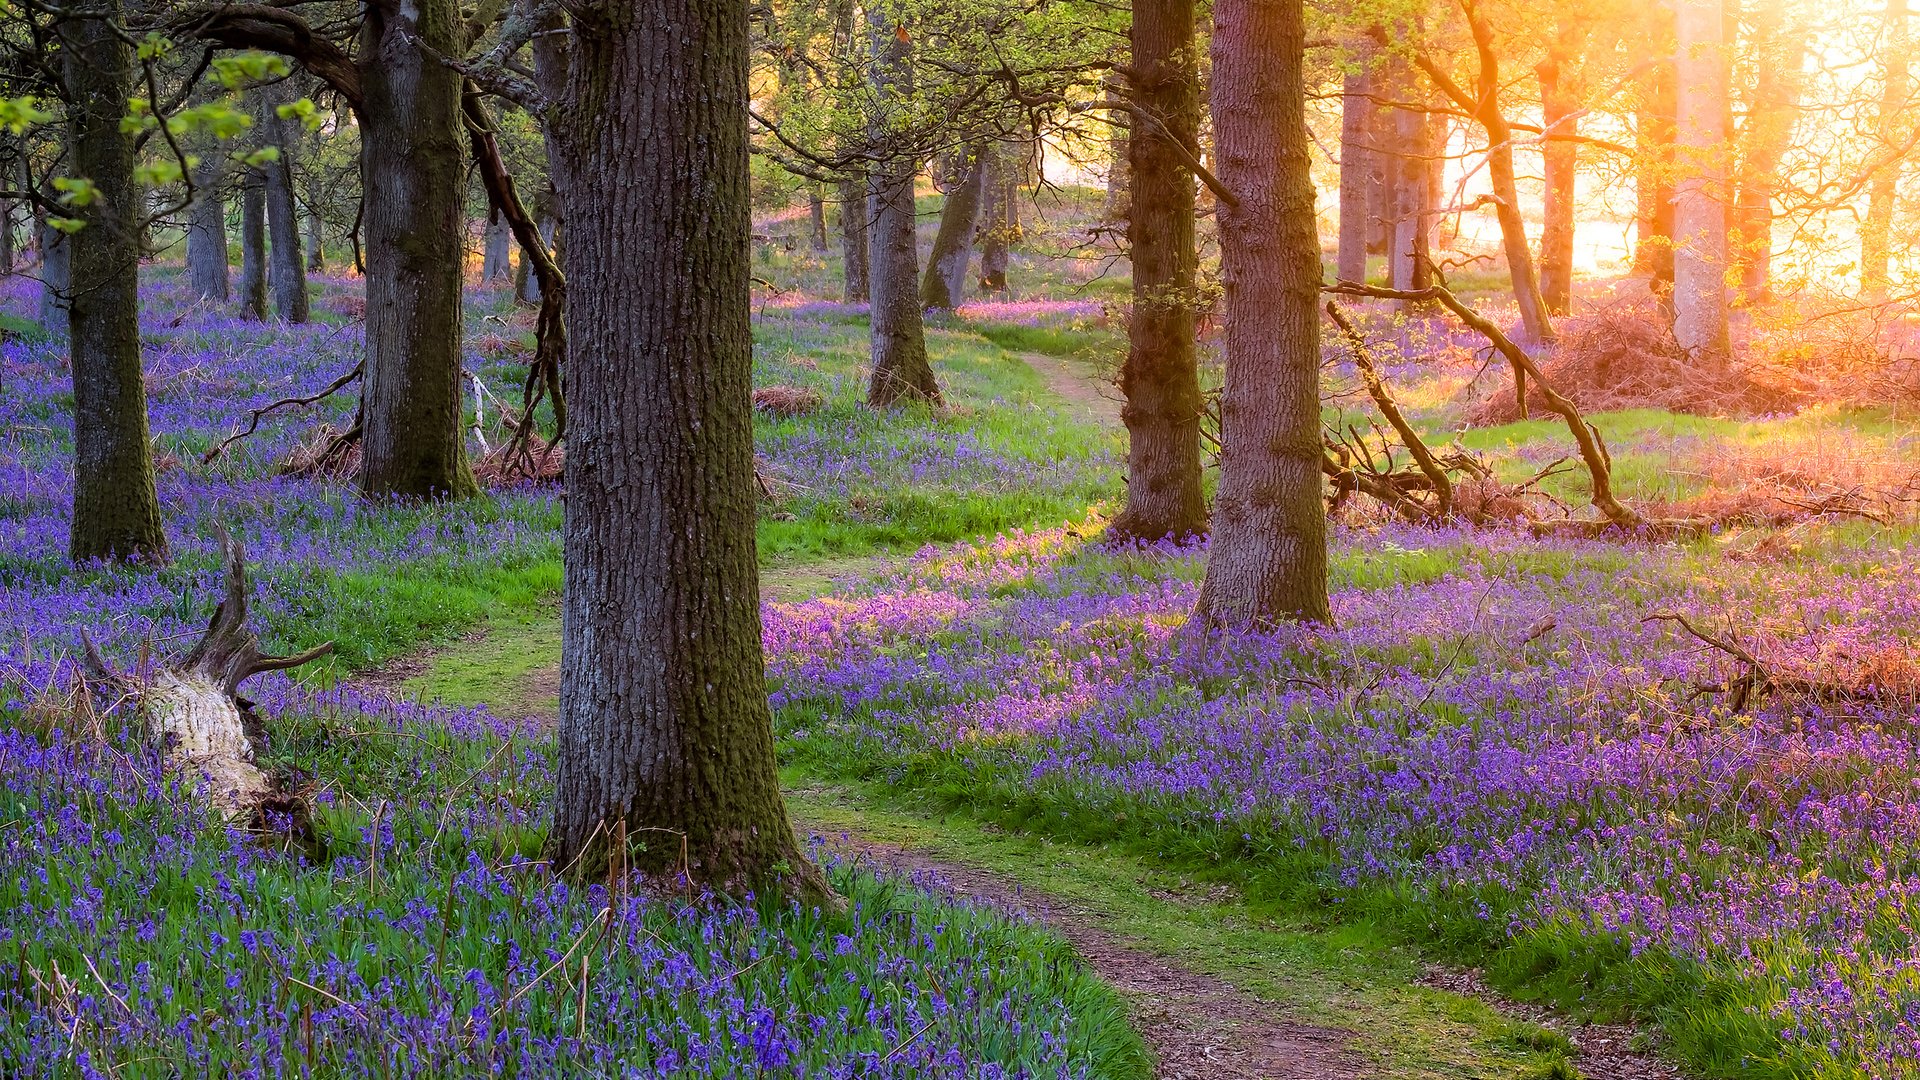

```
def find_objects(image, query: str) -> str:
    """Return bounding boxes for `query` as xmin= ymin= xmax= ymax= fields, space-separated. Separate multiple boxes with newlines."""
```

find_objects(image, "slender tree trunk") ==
xmin=482 ymin=210 xmax=512 ymax=282
xmin=920 ymin=149 xmax=985 ymax=310
xmin=262 ymin=85 xmax=309 ymax=323
xmin=865 ymin=2 xmax=938 ymax=407
xmin=836 ymin=177 xmax=869 ymax=303
xmin=1337 ymin=53 xmax=1375 ymax=285
xmin=1865 ymin=0 xmax=1910 ymax=300
xmin=185 ymin=151 xmax=230 ymax=302
xmin=239 ymin=170 xmax=268 ymax=319
xmin=1105 ymin=80 xmax=1131 ymax=224
xmin=808 ymin=186 xmax=829 ymax=252
xmin=60 ymin=0 xmax=167 ymax=564
xmin=516 ymin=214 xmax=553 ymax=304
xmin=1634 ymin=23 xmax=1677 ymax=292
xmin=977 ymin=147 xmax=1018 ymax=292
xmin=1389 ymin=78 xmax=1434 ymax=295
xmin=306 ymin=205 xmax=325 ymax=271
xmin=545 ymin=0 xmax=824 ymax=901
xmin=0 ymin=197 xmax=14 ymax=276
xmin=1197 ymin=0 xmax=1329 ymax=627
xmin=36 ymin=216 xmax=68 ymax=330
xmin=356 ymin=0 xmax=478 ymax=499
xmin=1674 ymin=0 xmax=1730 ymax=360
xmin=1536 ymin=35 xmax=1582 ymax=315
xmin=1111 ymin=0 xmax=1206 ymax=545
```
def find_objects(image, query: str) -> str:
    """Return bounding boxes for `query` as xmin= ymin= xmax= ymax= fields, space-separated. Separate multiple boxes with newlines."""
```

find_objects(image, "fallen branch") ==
xmin=1643 ymin=611 xmax=1897 ymax=710
xmin=202 ymin=363 xmax=363 ymax=465
xmin=1326 ymin=300 xmax=1453 ymax=516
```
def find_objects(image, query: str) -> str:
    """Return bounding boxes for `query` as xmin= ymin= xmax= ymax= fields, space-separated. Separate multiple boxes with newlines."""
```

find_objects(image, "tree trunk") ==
xmin=60 ymin=0 xmax=167 ymax=564
xmin=1336 ymin=54 xmax=1375 ymax=285
xmin=1388 ymin=74 xmax=1434 ymax=295
xmin=482 ymin=210 xmax=512 ymax=282
xmin=1864 ymin=0 xmax=1910 ymax=300
xmin=306 ymin=205 xmax=325 ymax=271
xmin=808 ymin=186 xmax=829 ymax=252
xmin=1110 ymin=0 xmax=1207 ymax=545
xmin=356 ymin=0 xmax=478 ymax=499
xmin=1634 ymin=24 xmax=1677 ymax=292
xmin=1536 ymin=36 xmax=1581 ymax=315
xmin=837 ymin=177 xmax=869 ymax=302
xmin=1733 ymin=2 xmax=1804 ymax=303
xmin=185 ymin=152 xmax=230 ymax=303
xmin=0 ymin=197 xmax=14 ymax=276
xmin=36 ymin=216 xmax=68 ymax=330
xmin=976 ymin=148 xmax=1017 ymax=292
xmin=1196 ymin=0 xmax=1329 ymax=627
xmin=865 ymin=2 xmax=938 ymax=407
xmin=516 ymin=215 xmax=553 ymax=304
xmin=262 ymin=86 xmax=309 ymax=324
xmin=1674 ymin=0 xmax=1730 ymax=360
xmin=545 ymin=0 xmax=825 ymax=901
xmin=920 ymin=149 xmax=985 ymax=310
xmin=239 ymin=170 xmax=268 ymax=319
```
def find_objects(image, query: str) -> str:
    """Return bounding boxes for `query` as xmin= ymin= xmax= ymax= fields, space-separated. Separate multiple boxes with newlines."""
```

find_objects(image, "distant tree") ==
xmin=238 ymin=162 xmax=267 ymax=318
xmin=259 ymin=80 xmax=308 ymax=323
xmin=1336 ymin=41 xmax=1377 ymax=287
xmin=1673 ymin=0 xmax=1731 ymax=359
xmin=921 ymin=145 xmax=986 ymax=310
xmin=541 ymin=0 xmax=828 ymax=901
xmin=863 ymin=0 xmax=939 ymax=406
xmin=1109 ymin=0 xmax=1207 ymax=544
xmin=1863 ymin=0 xmax=1911 ymax=300
xmin=1196 ymin=0 xmax=1329 ymax=627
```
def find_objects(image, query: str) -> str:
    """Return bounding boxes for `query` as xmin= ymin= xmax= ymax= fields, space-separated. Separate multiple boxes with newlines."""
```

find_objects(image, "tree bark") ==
xmin=239 ymin=169 xmax=268 ymax=319
xmin=1336 ymin=52 xmax=1375 ymax=286
xmin=482 ymin=210 xmax=512 ymax=282
xmin=1864 ymin=0 xmax=1910 ymax=300
xmin=36 ymin=216 xmax=69 ymax=330
xmin=262 ymin=85 xmax=309 ymax=324
xmin=1388 ymin=70 xmax=1435 ymax=295
xmin=1536 ymin=32 xmax=1583 ymax=315
xmin=60 ymin=0 xmax=168 ymax=564
xmin=837 ymin=177 xmax=868 ymax=302
xmin=1196 ymin=0 xmax=1329 ymax=627
xmin=977 ymin=147 xmax=1018 ymax=292
xmin=1732 ymin=1 xmax=1803 ymax=303
xmin=185 ymin=151 xmax=230 ymax=303
xmin=1674 ymin=0 xmax=1730 ymax=360
xmin=306 ymin=204 xmax=325 ymax=271
xmin=1110 ymin=0 xmax=1207 ymax=545
xmin=865 ymin=2 xmax=938 ymax=407
xmin=920 ymin=148 xmax=985 ymax=310
xmin=808 ymin=186 xmax=829 ymax=252
xmin=1634 ymin=20 xmax=1677 ymax=292
xmin=545 ymin=0 xmax=825 ymax=900
xmin=356 ymin=0 xmax=477 ymax=499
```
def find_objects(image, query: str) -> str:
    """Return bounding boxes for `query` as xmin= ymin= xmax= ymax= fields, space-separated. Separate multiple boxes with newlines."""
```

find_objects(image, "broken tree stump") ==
xmin=81 ymin=531 xmax=332 ymax=834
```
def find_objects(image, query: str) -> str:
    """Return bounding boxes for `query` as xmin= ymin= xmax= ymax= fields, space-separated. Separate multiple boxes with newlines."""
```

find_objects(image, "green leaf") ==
xmin=51 ymin=177 xmax=99 ymax=208
xmin=46 ymin=217 xmax=85 ymax=234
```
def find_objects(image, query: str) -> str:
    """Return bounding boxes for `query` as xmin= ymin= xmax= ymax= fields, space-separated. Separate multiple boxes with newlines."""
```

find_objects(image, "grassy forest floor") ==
xmin=8 ymin=185 xmax=1920 ymax=1076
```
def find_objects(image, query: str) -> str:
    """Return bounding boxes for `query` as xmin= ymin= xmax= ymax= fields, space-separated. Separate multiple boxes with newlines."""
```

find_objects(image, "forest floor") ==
xmin=380 ymin=339 xmax=1673 ymax=1079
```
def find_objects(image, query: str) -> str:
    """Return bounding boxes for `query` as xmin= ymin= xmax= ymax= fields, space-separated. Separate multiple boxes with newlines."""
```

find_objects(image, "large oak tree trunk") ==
xmin=60 ymin=0 xmax=168 ymax=565
xmin=1674 ymin=0 xmax=1730 ymax=360
xmin=1110 ymin=0 xmax=1207 ymax=545
xmin=1197 ymin=0 xmax=1329 ymax=627
xmin=356 ymin=0 xmax=478 ymax=499
xmin=864 ymin=2 xmax=938 ymax=407
xmin=1733 ymin=1 xmax=1804 ymax=304
xmin=1634 ymin=18 xmax=1677 ymax=292
xmin=837 ymin=177 xmax=869 ymax=302
xmin=920 ymin=149 xmax=985 ymax=310
xmin=546 ymin=0 xmax=824 ymax=900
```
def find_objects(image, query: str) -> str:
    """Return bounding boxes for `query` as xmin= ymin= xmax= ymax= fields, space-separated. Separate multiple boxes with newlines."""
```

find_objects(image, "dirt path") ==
xmin=1014 ymin=349 xmax=1123 ymax=426
xmin=816 ymin=832 xmax=1366 ymax=1080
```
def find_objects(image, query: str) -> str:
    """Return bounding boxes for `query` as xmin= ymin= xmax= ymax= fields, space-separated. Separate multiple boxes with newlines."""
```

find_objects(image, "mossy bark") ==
xmin=60 ymin=0 xmax=168 ymax=564
xmin=545 ymin=0 xmax=827 ymax=903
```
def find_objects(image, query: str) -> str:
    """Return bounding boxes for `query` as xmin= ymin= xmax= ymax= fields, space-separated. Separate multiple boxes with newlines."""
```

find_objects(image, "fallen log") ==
xmin=80 ymin=532 xmax=332 ymax=837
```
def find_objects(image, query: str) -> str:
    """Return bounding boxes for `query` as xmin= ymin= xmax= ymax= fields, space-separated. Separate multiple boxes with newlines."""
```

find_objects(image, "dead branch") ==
xmin=202 ymin=363 xmax=363 ymax=465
